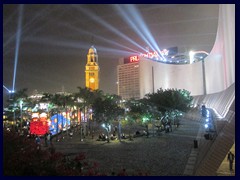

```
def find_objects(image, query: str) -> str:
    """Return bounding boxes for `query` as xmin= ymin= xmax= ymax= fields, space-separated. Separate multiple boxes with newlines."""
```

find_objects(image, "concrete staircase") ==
xmin=194 ymin=109 xmax=235 ymax=175
xmin=190 ymin=84 xmax=235 ymax=176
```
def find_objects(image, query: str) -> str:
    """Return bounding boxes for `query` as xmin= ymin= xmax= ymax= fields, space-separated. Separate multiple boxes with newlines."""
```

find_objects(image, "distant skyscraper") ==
xmin=117 ymin=57 xmax=140 ymax=100
xmin=85 ymin=46 xmax=100 ymax=90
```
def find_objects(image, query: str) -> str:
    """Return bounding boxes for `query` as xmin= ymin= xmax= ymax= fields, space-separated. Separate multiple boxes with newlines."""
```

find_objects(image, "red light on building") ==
xmin=130 ymin=55 xmax=139 ymax=62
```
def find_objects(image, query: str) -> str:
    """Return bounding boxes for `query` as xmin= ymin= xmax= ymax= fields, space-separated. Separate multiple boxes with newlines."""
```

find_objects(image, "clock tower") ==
xmin=85 ymin=46 xmax=100 ymax=90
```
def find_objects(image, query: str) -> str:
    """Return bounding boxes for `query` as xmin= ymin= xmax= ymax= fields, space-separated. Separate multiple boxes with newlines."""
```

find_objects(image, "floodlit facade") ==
xmin=117 ymin=59 xmax=140 ymax=99
xmin=117 ymin=4 xmax=234 ymax=100
xmin=117 ymin=56 xmax=205 ymax=100
xmin=85 ymin=46 xmax=100 ymax=90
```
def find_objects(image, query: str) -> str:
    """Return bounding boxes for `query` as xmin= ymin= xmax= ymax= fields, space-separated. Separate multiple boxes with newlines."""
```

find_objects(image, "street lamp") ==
xmin=19 ymin=99 xmax=23 ymax=133
xmin=80 ymin=124 xmax=83 ymax=141
xmin=102 ymin=123 xmax=111 ymax=143
xmin=189 ymin=50 xmax=209 ymax=95
xmin=201 ymin=57 xmax=207 ymax=95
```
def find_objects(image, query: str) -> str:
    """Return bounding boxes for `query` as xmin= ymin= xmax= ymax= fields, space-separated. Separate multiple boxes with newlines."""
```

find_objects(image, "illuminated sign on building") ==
xmin=130 ymin=55 xmax=139 ymax=62
xmin=140 ymin=49 xmax=169 ymax=59
xmin=124 ymin=47 xmax=178 ymax=64
xmin=140 ymin=51 xmax=159 ymax=59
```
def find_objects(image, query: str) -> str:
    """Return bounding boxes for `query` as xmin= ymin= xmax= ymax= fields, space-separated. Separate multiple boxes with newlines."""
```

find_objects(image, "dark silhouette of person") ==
xmin=227 ymin=151 xmax=235 ymax=171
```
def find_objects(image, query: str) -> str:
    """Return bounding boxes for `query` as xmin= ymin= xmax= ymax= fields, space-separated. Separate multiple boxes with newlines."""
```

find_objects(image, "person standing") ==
xmin=47 ymin=133 xmax=51 ymax=146
xmin=35 ymin=136 xmax=41 ymax=150
xmin=69 ymin=130 xmax=73 ymax=139
xmin=44 ymin=133 xmax=48 ymax=147
xmin=227 ymin=151 xmax=235 ymax=171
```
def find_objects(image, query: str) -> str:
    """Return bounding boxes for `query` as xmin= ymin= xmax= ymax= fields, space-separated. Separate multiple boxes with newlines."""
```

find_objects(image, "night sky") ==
xmin=3 ymin=4 xmax=219 ymax=100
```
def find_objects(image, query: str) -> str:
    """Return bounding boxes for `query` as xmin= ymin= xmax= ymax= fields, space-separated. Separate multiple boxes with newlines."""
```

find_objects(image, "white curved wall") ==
xmin=206 ymin=4 xmax=235 ymax=93
xmin=139 ymin=4 xmax=235 ymax=97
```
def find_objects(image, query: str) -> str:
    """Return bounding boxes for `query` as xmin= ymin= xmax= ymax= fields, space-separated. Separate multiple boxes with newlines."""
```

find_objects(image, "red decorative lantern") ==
xmin=30 ymin=112 xmax=49 ymax=136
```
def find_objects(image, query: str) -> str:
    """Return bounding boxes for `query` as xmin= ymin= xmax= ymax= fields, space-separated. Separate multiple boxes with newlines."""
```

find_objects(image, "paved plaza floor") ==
xmin=48 ymin=118 xmax=202 ymax=176
xmin=45 ymin=114 xmax=235 ymax=176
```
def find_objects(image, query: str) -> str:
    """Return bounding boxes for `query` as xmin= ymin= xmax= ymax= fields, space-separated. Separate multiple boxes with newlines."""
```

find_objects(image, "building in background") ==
xmin=117 ymin=48 xmax=212 ymax=100
xmin=117 ymin=57 xmax=140 ymax=100
xmin=85 ymin=46 xmax=100 ymax=90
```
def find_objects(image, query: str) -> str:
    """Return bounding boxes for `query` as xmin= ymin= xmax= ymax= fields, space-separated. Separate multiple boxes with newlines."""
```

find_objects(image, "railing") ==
xmin=190 ymin=82 xmax=235 ymax=175
xmin=192 ymin=83 xmax=235 ymax=119
xmin=194 ymin=109 xmax=235 ymax=175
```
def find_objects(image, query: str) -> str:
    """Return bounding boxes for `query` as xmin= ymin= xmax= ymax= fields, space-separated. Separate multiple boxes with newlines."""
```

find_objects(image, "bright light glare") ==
xmin=189 ymin=51 xmax=195 ymax=64
xmin=204 ymin=124 xmax=209 ymax=128
xmin=189 ymin=50 xmax=209 ymax=64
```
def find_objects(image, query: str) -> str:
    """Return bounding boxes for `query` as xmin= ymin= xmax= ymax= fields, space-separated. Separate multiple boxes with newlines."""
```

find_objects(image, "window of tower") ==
xmin=89 ymin=72 xmax=94 ymax=76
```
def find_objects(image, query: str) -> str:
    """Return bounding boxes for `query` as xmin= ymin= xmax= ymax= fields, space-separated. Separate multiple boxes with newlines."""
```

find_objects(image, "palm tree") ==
xmin=50 ymin=93 xmax=67 ymax=141
xmin=76 ymin=87 xmax=94 ymax=136
xmin=6 ymin=88 xmax=29 ymax=132
xmin=63 ymin=94 xmax=75 ymax=135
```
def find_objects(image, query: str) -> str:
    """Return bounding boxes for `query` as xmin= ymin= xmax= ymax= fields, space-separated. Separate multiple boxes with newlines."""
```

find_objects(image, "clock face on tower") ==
xmin=90 ymin=78 xmax=95 ymax=83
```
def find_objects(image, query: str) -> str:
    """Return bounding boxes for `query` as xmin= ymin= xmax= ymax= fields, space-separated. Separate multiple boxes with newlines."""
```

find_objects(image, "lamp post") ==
xmin=202 ymin=58 xmax=207 ymax=95
xmin=19 ymin=99 xmax=23 ymax=133
xmin=80 ymin=124 xmax=83 ymax=141
xmin=118 ymin=117 xmax=122 ymax=141
xmin=102 ymin=122 xmax=110 ymax=143
xmin=189 ymin=50 xmax=209 ymax=95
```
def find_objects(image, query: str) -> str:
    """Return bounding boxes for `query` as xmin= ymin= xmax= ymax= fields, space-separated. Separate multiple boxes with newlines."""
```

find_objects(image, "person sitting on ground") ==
xmin=121 ymin=133 xmax=126 ymax=139
xmin=69 ymin=131 xmax=73 ymax=138
xmin=98 ymin=133 xmax=102 ymax=141
xmin=143 ymin=130 xmax=147 ymax=136
xmin=102 ymin=134 xmax=107 ymax=141
xmin=111 ymin=133 xmax=117 ymax=140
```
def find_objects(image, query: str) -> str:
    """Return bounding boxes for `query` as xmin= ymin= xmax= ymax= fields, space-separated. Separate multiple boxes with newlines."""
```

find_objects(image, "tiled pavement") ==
xmin=43 ymin=113 xmax=234 ymax=176
xmin=44 ymin=117 xmax=201 ymax=176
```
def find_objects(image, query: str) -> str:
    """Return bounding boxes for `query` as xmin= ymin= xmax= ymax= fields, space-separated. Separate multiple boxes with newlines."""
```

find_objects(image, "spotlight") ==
xmin=204 ymin=124 xmax=209 ymax=128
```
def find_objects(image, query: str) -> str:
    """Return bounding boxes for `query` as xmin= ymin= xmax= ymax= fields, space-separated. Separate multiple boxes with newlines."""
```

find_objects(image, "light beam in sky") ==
xmin=12 ymin=4 xmax=23 ymax=92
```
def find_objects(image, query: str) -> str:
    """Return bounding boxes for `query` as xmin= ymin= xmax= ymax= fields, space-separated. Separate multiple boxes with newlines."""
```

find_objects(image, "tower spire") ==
xmin=91 ymin=35 xmax=94 ymax=46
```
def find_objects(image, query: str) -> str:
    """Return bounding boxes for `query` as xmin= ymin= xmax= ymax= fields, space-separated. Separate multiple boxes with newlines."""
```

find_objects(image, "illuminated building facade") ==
xmin=117 ymin=58 xmax=140 ymax=100
xmin=118 ymin=44 xmax=234 ymax=100
xmin=85 ymin=46 xmax=100 ymax=90
xmin=117 ymin=54 xmax=204 ymax=100
xmin=118 ymin=5 xmax=234 ymax=100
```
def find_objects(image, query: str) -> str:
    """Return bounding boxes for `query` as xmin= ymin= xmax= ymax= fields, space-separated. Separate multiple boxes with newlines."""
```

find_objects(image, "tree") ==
xmin=5 ymin=88 xmax=30 ymax=131
xmin=125 ymin=99 xmax=152 ymax=138
xmin=145 ymin=88 xmax=192 ymax=116
xmin=76 ymin=87 xmax=94 ymax=134
xmin=92 ymin=94 xmax=124 ymax=142
xmin=50 ymin=93 xmax=67 ymax=141
xmin=144 ymin=88 xmax=192 ymax=132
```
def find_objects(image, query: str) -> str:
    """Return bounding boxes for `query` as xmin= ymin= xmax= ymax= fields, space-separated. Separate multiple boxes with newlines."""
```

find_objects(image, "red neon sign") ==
xmin=129 ymin=55 xmax=139 ymax=62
